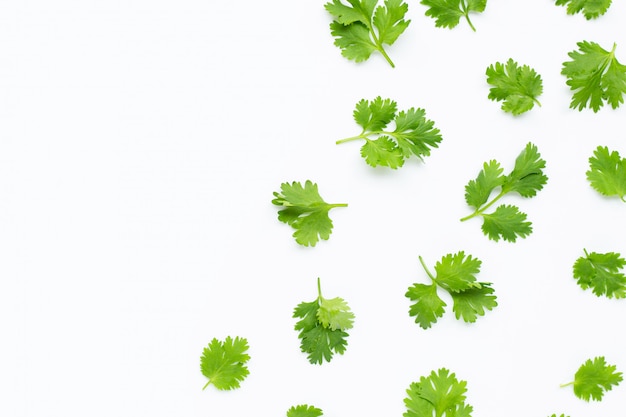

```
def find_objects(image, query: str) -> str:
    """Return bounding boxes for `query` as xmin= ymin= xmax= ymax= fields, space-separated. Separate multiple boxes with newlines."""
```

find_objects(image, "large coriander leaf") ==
xmin=200 ymin=336 xmax=250 ymax=390
xmin=481 ymin=204 xmax=532 ymax=242
xmin=420 ymin=0 xmax=486 ymax=31
xmin=555 ymin=0 xmax=612 ymax=20
xmin=325 ymin=0 xmax=410 ymax=68
xmin=404 ymin=368 xmax=473 ymax=417
xmin=464 ymin=160 xmax=505 ymax=209
xmin=450 ymin=283 xmax=498 ymax=323
xmin=573 ymin=249 xmax=626 ymax=298
xmin=318 ymin=296 xmax=355 ymax=330
xmin=433 ymin=251 xmax=482 ymax=292
xmin=562 ymin=356 xmax=623 ymax=401
xmin=272 ymin=180 xmax=347 ymax=246
xmin=504 ymin=142 xmax=548 ymax=197
xmin=486 ymin=58 xmax=543 ymax=115
xmin=586 ymin=145 xmax=626 ymax=201
xmin=287 ymin=405 xmax=324 ymax=417
xmin=561 ymin=41 xmax=626 ymax=112
xmin=406 ymin=283 xmax=446 ymax=329
xmin=337 ymin=97 xmax=442 ymax=169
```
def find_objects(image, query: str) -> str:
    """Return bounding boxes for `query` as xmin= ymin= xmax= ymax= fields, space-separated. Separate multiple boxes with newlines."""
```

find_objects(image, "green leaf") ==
xmin=573 ymin=249 xmax=626 ymax=298
xmin=561 ymin=41 xmax=626 ymax=112
xmin=563 ymin=356 xmax=623 ymax=401
xmin=464 ymin=160 xmax=505 ymax=209
xmin=406 ymin=283 xmax=446 ymax=329
xmin=272 ymin=180 xmax=347 ymax=246
xmin=420 ymin=0 xmax=486 ymax=31
xmin=461 ymin=142 xmax=546 ymax=242
xmin=450 ymin=283 xmax=498 ymax=323
xmin=433 ymin=251 xmax=482 ymax=292
xmin=586 ymin=145 xmax=626 ymax=202
xmin=337 ymin=97 xmax=442 ymax=169
xmin=404 ymin=368 xmax=474 ymax=417
xmin=287 ymin=405 xmax=324 ymax=417
xmin=200 ymin=336 xmax=250 ymax=390
xmin=486 ymin=58 xmax=543 ymax=115
xmin=293 ymin=279 xmax=353 ymax=364
xmin=555 ymin=0 xmax=612 ymax=20
xmin=481 ymin=204 xmax=532 ymax=242
xmin=325 ymin=0 xmax=411 ymax=67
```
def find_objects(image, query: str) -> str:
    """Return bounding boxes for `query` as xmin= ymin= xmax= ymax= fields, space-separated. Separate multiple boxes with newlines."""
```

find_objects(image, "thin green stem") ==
xmin=560 ymin=381 xmax=574 ymax=388
xmin=376 ymin=44 xmax=396 ymax=68
xmin=464 ymin=12 xmax=476 ymax=32
xmin=583 ymin=248 xmax=590 ymax=258
xmin=533 ymin=98 xmax=542 ymax=107
xmin=317 ymin=277 xmax=323 ymax=300
xmin=418 ymin=255 xmax=437 ymax=283
xmin=336 ymin=129 xmax=402 ymax=145
xmin=460 ymin=189 xmax=507 ymax=222
xmin=336 ymin=134 xmax=366 ymax=145
xmin=202 ymin=380 xmax=211 ymax=390
xmin=327 ymin=203 xmax=349 ymax=208
xmin=364 ymin=14 xmax=395 ymax=67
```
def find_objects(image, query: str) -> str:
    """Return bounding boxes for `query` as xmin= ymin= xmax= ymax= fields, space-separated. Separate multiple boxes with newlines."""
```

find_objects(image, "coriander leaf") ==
xmin=420 ymin=0 xmax=486 ymax=31
xmin=406 ymin=253 xmax=496 ymax=328
xmin=337 ymin=97 xmax=443 ymax=169
xmin=287 ymin=405 xmax=324 ymax=417
xmin=404 ymin=368 xmax=474 ymax=417
xmin=573 ymin=249 xmax=626 ymax=298
xmin=272 ymin=180 xmax=347 ymax=246
xmin=325 ymin=0 xmax=410 ymax=68
xmin=450 ymin=283 xmax=498 ymax=323
xmin=200 ymin=336 xmax=250 ymax=391
xmin=461 ymin=142 xmax=547 ymax=242
xmin=293 ymin=278 xmax=354 ymax=364
xmin=586 ymin=145 xmax=626 ymax=202
xmin=561 ymin=41 xmax=626 ymax=112
xmin=406 ymin=283 xmax=446 ymax=329
xmin=555 ymin=0 xmax=612 ymax=20
xmin=481 ymin=204 xmax=532 ymax=242
xmin=548 ymin=415 xmax=569 ymax=417
xmin=561 ymin=356 xmax=623 ymax=401
xmin=486 ymin=59 xmax=543 ymax=115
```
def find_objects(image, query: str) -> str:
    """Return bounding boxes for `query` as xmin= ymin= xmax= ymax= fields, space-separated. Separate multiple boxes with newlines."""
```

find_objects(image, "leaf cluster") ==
xmin=486 ymin=58 xmax=543 ymax=115
xmin=561 ymin=41 xmax=626 ymax=112
xmin=586 ymin=145 xmax=626 ymax=202
xmin=272 ymin=180 xmax=348 ymax=247
xmin=200 ymin=336 xmax=250 ymax=391
xmin=325 ymin=0 xmax=410 ymax=68
xmin=336 ymin=97 xmax=442 ymax=169
xmin=405 ymin=251 xmax=497 ymax=329
xmin=293 ymin=278 xmax=355 ymax=364
xmin=461 ymin=142 xmax=548 ymax=242
xmin=562 ymin=356 xmax=623 ymax=401
xmin=420 ymin=0 xmax=486 ymax=32
xmin=573 ymin=249 xmax=626 ymax=298
xmin=404 ymin=368 xmax=473 ymax=417
xmin=287 ymin=404 xmax=324 ymax=417
xmin=555 ymin=0 xmax=612 ymax=20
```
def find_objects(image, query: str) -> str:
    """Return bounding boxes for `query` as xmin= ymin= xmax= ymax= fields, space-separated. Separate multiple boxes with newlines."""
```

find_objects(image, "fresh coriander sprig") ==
xmin=560 ymin=356 xmax=623 ymax=401
xmin=404 ymin=368 xmax=474 ymax=417
xmin=405 ymin=251 xmax=497 ymax=329
xmin=561 ymin=41 xmax=626 ymax=112
xmin=586 ymin=145 xmax=626 ymax=202
xmin=325 ymin=0 xmax=410 ymax=68
xmin=573 ymin=249 xmax=626 ymax=298
xmin=461 ymin=142 xmax=548 ymax=242
xmin=200 ymin=336 xmax=250 ymax=391
xmin=486 ymin=58 xmax=543 ymax=115
xmin=555 ymin=0 xmax=612 ymax=20
xmin=272 ymin=180 xmax=347 ymax=247
xmin=293 ymin=278 xmax=355 ymax=364
xmin=420 ymin=0 xmax=486 ymax=32
xmin=336 ymin=97 xmax=442 ymax=169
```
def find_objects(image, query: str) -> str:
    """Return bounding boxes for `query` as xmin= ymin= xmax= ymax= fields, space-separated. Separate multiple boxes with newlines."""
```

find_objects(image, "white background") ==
xmin=2 ymin=0 xmax=626 ymax=416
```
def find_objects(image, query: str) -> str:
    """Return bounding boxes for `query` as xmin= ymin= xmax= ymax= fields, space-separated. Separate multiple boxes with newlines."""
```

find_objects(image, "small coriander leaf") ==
xmin=405 ymin=283 xmax=446 ymax=329
xmin=486 ymin=58 xmax=543 ymax=115
xmin=481 ymin=204 xmax=532 ymax=242
xmin=420 ymin=0 xmax=486 ymax=31
xmin=200 ymin=336 xmax=250 ymax=391
xmin=504 ymin=142 xmax=549 ymax=197
xmin=272 ymin=180 xmax=347 ymax=246
xmin=464 ymin=160 xmax=505 ymax=209
xmin=450 ymin=283 xmax=498 ymax=323
xmin=573 ymin=249 xmax=626 ymax=298
xmin=562 ymin=356 xmax=623 ymax=401
xmin=555 ymin=0 xmax=612 ymax=20
xmin=404 ymin=368 xmax=474 ymax=417
xmin=561 ymin=41 xmax=626 ymax=112
xmin=586 ymin=145 xmax=626 ymax=201
xmin=287 ymin=404 xmax=324 ymax=417
xmin=433 ymin=251 xmax=482 ymax=292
